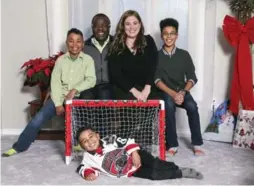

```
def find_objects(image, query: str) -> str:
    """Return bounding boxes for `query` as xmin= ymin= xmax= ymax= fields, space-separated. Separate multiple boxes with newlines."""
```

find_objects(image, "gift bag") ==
xmin=203 ymin=100 xmax=236 ymax=143
xmin=233 ymin=109 xmax=254 ymax=150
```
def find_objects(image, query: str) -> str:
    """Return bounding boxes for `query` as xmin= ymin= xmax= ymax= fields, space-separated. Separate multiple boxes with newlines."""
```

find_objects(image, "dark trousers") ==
xmin=163 ymin=92 xmax=203 ymax=149
xmin=114 ymin=85 xmax=161 ymax=100
xmin=133 ymin=150 xmax=182 ymax=180
xmin=80 ymin=83 xmax=114 ymax=100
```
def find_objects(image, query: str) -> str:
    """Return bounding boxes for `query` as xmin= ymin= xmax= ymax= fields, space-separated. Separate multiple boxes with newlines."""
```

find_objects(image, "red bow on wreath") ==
xmin=223 ymin=15 xmax=254 ymax=114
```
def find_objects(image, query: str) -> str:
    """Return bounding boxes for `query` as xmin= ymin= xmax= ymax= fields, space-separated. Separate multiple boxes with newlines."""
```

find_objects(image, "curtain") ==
xmin=68 ymin=0 xmax=189 ymax=50
xmin=45 ymin=0 xmax=69 ymax=55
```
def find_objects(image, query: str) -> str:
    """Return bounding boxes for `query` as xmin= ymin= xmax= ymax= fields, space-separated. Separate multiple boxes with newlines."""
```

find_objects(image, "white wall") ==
xmin=1 ymin=0 xmax=49 ymax=133
xmin=0 ymin=0 xmax=2 ymax=131
xmin=177 ymin=0 xmax=234 ymax=136
xmin=213 ymin=0 xmax=234 ymax=106
xmin=200 ymin=0 xmax=234 ymax=133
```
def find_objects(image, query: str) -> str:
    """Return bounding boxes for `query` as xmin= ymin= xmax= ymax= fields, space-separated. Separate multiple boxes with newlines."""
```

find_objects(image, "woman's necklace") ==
xmin=126 ymin=41 xmax=136 ymax=54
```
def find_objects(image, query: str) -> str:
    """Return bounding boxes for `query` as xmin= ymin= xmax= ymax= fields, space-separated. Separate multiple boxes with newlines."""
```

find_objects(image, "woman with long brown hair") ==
xmin=108 ymin=10 xmax=158 ymax=100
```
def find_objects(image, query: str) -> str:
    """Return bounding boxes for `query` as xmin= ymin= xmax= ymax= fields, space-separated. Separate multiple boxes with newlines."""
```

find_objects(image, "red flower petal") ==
xmin=21 ymin=61 xmax=32 ymax=69
xmin=27 ymin=68 xmax=35 ymax=78
xmin=44 ymin=68 xmax=51 ymax=76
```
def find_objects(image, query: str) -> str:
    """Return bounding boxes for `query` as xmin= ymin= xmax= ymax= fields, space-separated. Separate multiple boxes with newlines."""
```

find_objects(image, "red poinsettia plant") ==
xmin=21 ymin=51 xmax=64 ymax=89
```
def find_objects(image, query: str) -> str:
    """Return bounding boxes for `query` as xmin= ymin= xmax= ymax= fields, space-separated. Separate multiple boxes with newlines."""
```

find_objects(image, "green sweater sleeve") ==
xmin=50 ymin=58 xmax=64 ymax=107
xmin=185 ymin=51 xmax=198 ymax=84
xmin=73 ymin=57 xmax=96 ymax=92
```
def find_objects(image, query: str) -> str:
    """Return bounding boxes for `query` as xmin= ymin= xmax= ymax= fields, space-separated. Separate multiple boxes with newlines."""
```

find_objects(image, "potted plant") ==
xmin=21 ymin=52 xmax=64 ymax=101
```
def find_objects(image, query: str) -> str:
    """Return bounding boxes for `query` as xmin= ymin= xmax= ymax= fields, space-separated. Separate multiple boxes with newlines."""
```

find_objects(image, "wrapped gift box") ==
xmin=233 ymin=109 xmax=254 ymax=150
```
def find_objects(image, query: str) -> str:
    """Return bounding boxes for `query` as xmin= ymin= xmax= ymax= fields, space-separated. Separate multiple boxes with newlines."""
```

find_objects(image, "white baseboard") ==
xmin=1 ymin=128 xmax=55 ymax=136
xmin=1 ymin=129 xmax=23 ymax=135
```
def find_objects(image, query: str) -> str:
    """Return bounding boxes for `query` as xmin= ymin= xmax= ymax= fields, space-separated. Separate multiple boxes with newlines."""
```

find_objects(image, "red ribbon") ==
xmin=223 ymin=15 xmax=254 ymax=114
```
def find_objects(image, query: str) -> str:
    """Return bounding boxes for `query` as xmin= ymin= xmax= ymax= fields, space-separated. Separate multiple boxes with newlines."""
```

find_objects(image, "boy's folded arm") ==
xmin=77 ymin=164 xmax=100 ymax=178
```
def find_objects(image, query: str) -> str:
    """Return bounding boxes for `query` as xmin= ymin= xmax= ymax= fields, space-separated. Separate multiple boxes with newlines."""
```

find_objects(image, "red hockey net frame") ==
xmin=64 ymin=100 xmax=165 ymax=165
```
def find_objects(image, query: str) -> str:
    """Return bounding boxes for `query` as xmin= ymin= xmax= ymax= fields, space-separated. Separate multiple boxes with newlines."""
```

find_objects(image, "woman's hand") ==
xmin=141 ymin=85 xmax=151 ymax=101
xmin=130 ymin=88 xmax=145 ymax=101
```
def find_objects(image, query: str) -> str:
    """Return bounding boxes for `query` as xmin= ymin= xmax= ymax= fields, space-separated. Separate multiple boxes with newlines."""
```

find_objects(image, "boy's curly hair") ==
xmin=159 ymin=18 xmax=179 ymax=33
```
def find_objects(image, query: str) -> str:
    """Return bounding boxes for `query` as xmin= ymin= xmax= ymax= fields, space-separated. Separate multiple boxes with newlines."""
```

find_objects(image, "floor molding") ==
xmin=1 ymin=129 xmax=23 ymax=135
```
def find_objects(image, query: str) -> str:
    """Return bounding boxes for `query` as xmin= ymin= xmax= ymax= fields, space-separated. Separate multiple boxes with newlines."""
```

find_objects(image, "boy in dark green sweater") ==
xmin=155 ymin=18 xmax=204 ymax=156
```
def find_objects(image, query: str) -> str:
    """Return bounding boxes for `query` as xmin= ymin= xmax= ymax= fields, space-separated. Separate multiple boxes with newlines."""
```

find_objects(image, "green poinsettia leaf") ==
xmin=24 ymin=71 xmax=50 ymax=87
xmin=22 ymin=51 xmax=63 ymax=88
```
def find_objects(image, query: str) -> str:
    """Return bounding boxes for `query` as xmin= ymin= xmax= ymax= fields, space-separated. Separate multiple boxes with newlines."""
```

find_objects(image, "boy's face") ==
xmin=78 ymin=129 xmax=100 ymax=152
xmin=66 ymin=33 xmax=84 ymax=56
xmin=161 ymin=26 xmax=178 ymax=48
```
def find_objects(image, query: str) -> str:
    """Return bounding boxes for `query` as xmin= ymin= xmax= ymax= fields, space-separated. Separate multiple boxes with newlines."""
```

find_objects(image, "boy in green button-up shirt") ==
xmin=2 ymin=28 xmax=96 ymax=157
xmin=51 ymin=47 xmax=96 ymax=115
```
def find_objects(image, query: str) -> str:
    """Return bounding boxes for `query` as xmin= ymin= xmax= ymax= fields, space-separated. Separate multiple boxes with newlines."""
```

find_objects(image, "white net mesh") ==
xmin=66 ymin=100 xmax=164 ymax=161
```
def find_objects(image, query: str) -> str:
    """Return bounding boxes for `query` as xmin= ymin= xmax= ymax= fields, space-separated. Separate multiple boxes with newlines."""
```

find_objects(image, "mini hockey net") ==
xmin=65 ymin=100 xmax=165 ymax=165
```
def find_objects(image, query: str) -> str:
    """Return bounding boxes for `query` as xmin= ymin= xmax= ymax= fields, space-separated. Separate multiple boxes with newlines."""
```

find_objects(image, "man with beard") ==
xmin=80 ymin=13 xmax=114 ymax=99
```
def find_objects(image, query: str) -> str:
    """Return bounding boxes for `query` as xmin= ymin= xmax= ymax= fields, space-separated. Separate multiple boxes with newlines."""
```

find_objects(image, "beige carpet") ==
xmin=1 ymin=135 xmax=254 ymax=185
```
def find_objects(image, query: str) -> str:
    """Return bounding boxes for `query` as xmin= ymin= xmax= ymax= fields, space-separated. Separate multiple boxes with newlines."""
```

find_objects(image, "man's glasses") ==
xmin=162 ymin=32 xmax=177 ymax=37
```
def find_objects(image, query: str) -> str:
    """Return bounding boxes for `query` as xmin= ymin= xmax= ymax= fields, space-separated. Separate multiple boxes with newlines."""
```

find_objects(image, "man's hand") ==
xmin=65 ymin=89 xmax=77 ymax=101
xmin=141 ymin=85 xmax=151 ymax=101
xmin=174 ymin=91 xmax=185 ymax=105
xmin=85 ymin=173 xmax=97 ymax=181
xmin=132 ymin=151 xmax=141 ymax=168
xmin=55 ymin=106 xmax=65 ymax=116
xmin=130 ymin=88 xmax=145 ymax=101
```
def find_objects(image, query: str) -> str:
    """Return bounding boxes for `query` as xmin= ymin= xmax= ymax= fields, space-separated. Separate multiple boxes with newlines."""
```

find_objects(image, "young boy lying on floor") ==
xmin=76 ymin=126 xmax=203 ymax=181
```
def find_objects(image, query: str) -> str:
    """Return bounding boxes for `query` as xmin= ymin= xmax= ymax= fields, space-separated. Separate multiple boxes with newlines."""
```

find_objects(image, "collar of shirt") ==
xmin=162 ymin=46 xmax=176 ymax=57
xmin=91 ymin=36 xmax=110 ymax=53
xmin=64 ymin=51 xmax=85 ymax=61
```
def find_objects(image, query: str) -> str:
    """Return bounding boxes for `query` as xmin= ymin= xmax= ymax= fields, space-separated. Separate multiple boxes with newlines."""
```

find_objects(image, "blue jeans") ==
xmin=13 ymin=99 xmax=57 ymax=152
xmin=163 ymin=92 xmax=203 ymax=149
